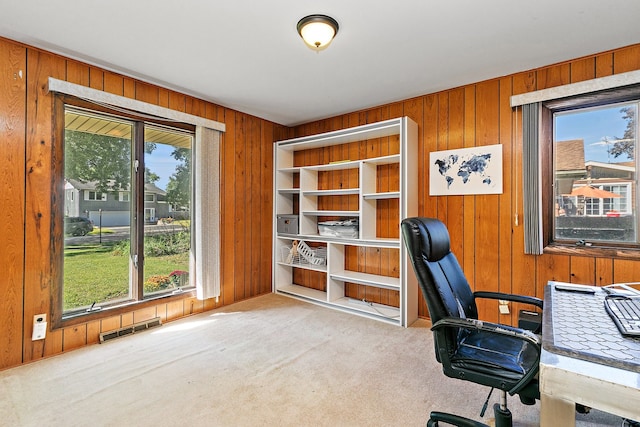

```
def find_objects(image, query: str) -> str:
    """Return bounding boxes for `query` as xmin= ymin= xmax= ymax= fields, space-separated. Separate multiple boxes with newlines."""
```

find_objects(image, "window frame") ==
xmin=541 ymin=85 xmax=640 ymax=258
xmin=85 ymin=190 xmax=107 ymax=201
xmin=52 ymin=95 xmax=197 ymax=329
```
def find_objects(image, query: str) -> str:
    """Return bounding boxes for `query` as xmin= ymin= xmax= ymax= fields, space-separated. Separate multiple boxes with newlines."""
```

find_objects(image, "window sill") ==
xmin=544 ymin=242 xmax=640 ymax=260
xmin=55 ymin=289 xmax=196 ymax=329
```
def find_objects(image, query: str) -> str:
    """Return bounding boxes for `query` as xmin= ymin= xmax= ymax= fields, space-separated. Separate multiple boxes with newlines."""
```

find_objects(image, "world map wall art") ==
xmin=429 ymin=144 xmax=503 ymax=196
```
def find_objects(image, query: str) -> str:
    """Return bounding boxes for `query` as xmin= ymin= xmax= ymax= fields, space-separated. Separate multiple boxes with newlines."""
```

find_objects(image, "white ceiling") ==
xmin=1 ymin=1 xmax=640 ymax=126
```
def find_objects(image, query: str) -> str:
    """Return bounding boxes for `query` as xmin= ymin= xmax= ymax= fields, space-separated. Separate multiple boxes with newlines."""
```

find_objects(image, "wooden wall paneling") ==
xmin=249 ymin=115 xmax=262 ymax=297
xmin=23 ymin=49 xmax=66 ymax=362
xmin=133 ymin=306 xmax=157 ymax=323
xmin=101 ymin=316 xmax=121 ymax=333
xmin=184 ymin=297 xmax=204 ymax=315
xmin=261 ymin=121 xmax=274 ymax=295
xmin=569 ymin=57 xmax=596 ymax=83
xmin=511 ymin=71 xmax=536 ymax=96
xmin=86 ymin=320 xmax=101 ymax=345
xmin=123 ymin=77 xmax=135 ymax=99
xmin=613 ymin=45 xmax=640 ymax=74
xmin=157 ymin=88 xmax=170 ymax=109
xmin=447 ymin=89 xmax=465 ymax=260
xmin=221 ymin=109 xmax=236 ymax=305
xmin=234 ymin=113 xmax=247 ymax=301
xmin=166 ymin=300 xmax=184 ymax=321
xmin=168 ymin=90 xmax=186 ymax=113
xmin=155 ymin=302 xmax=168 ymax=322
xmin=365 ymin=247 xmax=382 ymax=304
xmin=203 ymin=296 xmax=217 ymax=311
xmin=612 ymin=259 xmax=640 ymax=283
xmin=595 ymin=258 xmax=614 ymax=287
xmin=88 ymin=67 xmax=104 ymax=90
xmin=536 ymin=63 xmax=570 ymax=90
xmin=422 ymin=94 xmax=438 ymax=220
xmin=43 ymin=330 xmax=63 ymax=357
xmin=0 ymin=40 xmax=26 ymax=369
xmin=204 ymin=102 xmax=222 ymax=124
xmin=65 ymin=61 xmax=89 ymax=86
xmin=436 ymin=92 xmax=449 ymax=224
xmin=134 ymin=81 xmax=159 ymax=105
xmin=186 ymin=96 xmax=205 ymax=118
xmin=474 ymin=80 xmax=501 ymax=323
xmin=63 ymin=324 xmax=87 ymax=352
xmin=462 ymin=86 xmax=476 ymax=297
xmin=403 ymin=96 xmax=423 ymax=220
xmin=388 ymin=102 xmax=404 ymax=122
xmin=595 ymin=53 xmax=614 ymax=78
xmin=121 ymin=312 xmax=134 ymax=327
xmin=104 ymin=71 xmax=125 ymax=96
xmin=536 ymin=254 xmax=570 ymax=298
xmin=569 ymin=256 xmax=596 ymax=285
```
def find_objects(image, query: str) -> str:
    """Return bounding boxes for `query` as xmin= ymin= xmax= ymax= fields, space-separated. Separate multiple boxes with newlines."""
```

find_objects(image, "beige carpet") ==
xmin=0 ymin=293 xmax=623 ymax=426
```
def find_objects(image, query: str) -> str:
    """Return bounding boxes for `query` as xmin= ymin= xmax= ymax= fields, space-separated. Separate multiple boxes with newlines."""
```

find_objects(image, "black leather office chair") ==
xmin=401 ymin=217 xmax=543 ymax=427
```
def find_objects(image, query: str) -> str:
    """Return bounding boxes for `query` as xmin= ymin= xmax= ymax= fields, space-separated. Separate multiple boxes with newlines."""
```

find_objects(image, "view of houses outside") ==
xmin=554 ymin=102 xmax=637 ymax=243
xmin=63 ymin=109 xmax=193 ymax=312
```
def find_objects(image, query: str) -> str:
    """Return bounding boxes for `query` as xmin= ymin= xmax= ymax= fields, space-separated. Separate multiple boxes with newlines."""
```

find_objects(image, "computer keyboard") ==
xmin=604 ymin=296 xmax=640 ymax=337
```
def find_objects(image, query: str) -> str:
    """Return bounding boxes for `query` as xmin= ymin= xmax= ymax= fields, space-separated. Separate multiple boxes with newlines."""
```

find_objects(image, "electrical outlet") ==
xmin=498 ymin=300 xmax=510 ymax=315
xmin=32 ymin=314 xmax=47 ymax=340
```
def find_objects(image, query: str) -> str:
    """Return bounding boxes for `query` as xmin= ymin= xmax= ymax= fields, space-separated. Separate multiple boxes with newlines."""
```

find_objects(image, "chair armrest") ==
xmin=431 ymin=317 xmax=541 ymax=347
xmin=474 ymin=291 xmax=543 ymax=309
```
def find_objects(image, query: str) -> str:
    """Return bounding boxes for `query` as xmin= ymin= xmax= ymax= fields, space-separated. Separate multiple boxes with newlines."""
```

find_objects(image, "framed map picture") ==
xmin=429 ymin=144 xmax=503 ymax=196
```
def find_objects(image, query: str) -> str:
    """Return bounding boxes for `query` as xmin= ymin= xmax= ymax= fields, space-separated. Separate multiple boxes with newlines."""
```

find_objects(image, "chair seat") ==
xmin=449 ymin=330 xmax=539 ymax=383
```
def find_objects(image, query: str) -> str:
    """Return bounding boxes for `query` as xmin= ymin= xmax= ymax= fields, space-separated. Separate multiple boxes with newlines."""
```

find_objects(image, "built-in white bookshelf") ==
xmin=273 ymin=117 xmax=418 ymax=326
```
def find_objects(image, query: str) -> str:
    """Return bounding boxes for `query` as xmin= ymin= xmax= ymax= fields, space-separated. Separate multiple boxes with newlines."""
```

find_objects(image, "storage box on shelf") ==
xmin=272 ymin=117 xmax=418 ymax=326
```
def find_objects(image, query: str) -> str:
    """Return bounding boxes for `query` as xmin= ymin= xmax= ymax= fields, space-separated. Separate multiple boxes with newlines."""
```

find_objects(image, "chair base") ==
xmin=424 ymin=403 xmax=513 ymax=427
xmin=493 ymin=403 xmax=513 ymax=427
xmin=427 ymin=411 xmax=489 ymax=427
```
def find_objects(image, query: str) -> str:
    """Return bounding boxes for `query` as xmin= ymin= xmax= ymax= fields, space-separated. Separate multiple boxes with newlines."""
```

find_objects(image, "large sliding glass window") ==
xmin=63 ymin=107 xmax=193 ymax=314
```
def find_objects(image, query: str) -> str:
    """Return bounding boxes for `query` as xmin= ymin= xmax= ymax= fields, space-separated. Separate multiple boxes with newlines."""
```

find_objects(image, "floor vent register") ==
xmin=99 ymin=317 xmax=162 ymax=343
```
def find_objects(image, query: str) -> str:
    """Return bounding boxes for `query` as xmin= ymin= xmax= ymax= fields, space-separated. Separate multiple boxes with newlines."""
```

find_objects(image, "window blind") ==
xmin=522 ymin=102 xmax=543 ymax=255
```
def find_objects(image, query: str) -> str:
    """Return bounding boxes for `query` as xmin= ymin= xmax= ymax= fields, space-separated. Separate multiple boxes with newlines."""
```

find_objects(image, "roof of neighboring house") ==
xmin=585 ymin=160 xmax=635 ymax=172
xmin=556 ymin=139 xmax=585 ymax=171
xmin=65 ymin=179 xmax=166 ymax=195
xmin=143 ymin=182 xmax=167 ymax=195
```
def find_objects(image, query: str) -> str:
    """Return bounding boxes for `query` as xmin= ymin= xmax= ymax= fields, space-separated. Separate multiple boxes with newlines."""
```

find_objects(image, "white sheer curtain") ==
xmin=191 ymin=126 xmax=221 ymax=300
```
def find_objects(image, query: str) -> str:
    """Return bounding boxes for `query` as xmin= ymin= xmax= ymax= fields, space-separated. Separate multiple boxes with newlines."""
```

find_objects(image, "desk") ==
xmin=540 ymin=281 xmax=640 ymax=426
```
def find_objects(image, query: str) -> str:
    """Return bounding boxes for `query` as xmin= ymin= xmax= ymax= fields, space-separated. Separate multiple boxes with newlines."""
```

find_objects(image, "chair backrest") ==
xmin=401 ymin=217 xmax=478 ymax=324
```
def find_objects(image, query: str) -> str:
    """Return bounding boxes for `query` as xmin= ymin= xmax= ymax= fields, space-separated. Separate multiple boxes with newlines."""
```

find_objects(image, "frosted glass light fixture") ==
xmin=297 ymin=14 xmax=339 ymax=51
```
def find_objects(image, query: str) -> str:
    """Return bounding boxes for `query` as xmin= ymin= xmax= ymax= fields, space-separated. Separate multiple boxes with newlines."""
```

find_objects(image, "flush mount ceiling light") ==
xmin=297 ymin=14 xmax=339 ymax=51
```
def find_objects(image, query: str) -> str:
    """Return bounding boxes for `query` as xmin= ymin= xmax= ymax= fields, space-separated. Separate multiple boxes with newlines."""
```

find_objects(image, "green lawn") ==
xmin=64 ymin=242 xmax=189 ymax=310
